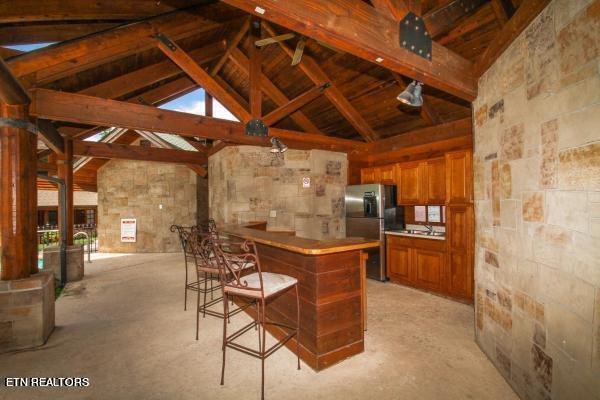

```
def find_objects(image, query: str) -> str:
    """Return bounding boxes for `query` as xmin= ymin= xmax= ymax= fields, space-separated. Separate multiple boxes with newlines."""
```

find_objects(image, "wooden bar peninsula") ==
xmin=221 ymin=224 xmax=379 ymax=371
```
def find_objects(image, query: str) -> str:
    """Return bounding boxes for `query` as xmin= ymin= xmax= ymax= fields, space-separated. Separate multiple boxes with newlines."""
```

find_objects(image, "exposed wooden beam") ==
xmin=223 ymin=0 xmax=476 ymax=101
xmin=6 ymin=7 xmax=223 ymax=86
xmin=37 ymin=161 xmax=57 ymax=174
xmin=156 ymin=33 xmax=251 ymax=122
xmin=228 ymin=48 xmax=322 ymax=133
xmin=79 ymin=41 xmax=225 ymax=99
xmin=29 ymin=89 xmax=363 ymax=153
xmin=0 ymin=23 xmax=119 ymax=47
xmin=0 ymin=47 xmax=23 ymax=59
xmin=423 ymin=0 xmax=487 ymax=38
xmin=0 ymin=0 xmax=212 ymax=23
xmin=262 ymin=84 xmax=328 ymax=126
xmin=210 ymin=18 xmax=250 ymax=77
xmin=263 ymin=23 xmax=378 ymax=142
xmin=490 ymin=0 xmax=510 ymax=26
xmin=36 ymin=119 xmax=65 ymax=155
xmin=73 ymin=140 xmax=208 ymax=165
xmin=205 ymin=93 xmax=214 ymax=117
xmin=437 ymin=4 xmax=496 ymax=45
xmin=0 ymin=58 xmax=30 ymax=105
xmin=57 ymin=139 xmax=74 ymax=245
xmin=474 ymin=0 xmax=551 ymax=76
xmin=371 ymin=0 xmax=410 ymax=21
xmin=249 ymin=18 xmax=262 ymax=118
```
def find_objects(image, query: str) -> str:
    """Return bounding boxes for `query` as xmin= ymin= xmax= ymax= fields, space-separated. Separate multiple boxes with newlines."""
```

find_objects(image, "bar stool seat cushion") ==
xmin=224 ymin=272 xmax=297 ymax=298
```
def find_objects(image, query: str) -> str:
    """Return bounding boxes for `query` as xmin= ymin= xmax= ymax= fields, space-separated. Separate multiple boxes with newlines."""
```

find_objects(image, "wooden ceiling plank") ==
xmin=79 ymin=41 xmax=225 ymax=99
xmin=7 ymin=8 xmax=223 ymax=86
xmin=228 ymin=47 xmax=322 ymax=134
xmin=222 ymin=0 xmax=476 ymax=101
xmin=437 ymin=4 xmax=497 ymax=46
xmin=262 ymin=84 xmax=328 ymax=126
xmin=490 ymin=0 xmax=510 ymax=26
xmin=0 ymin=47 xmax=23 ymax=59
xmin=29 ymin=89 xmax=364 ymax=152
xmin=474 ymin=0 xmax=551 ymax=76
xmin=210 ymin=18 xmax=250 ymax=77
xmin=73 ymin=140 xmax=208 ymax=165
xmin=263 ymin=23 xmax=379 ymax=142
xmin=423 ymin=0 xmax=487 ymax=38
xmin=0 ymin=23 xmax=120 ymax=47
xmin=156 ymin=32 xmax=252 ymax=122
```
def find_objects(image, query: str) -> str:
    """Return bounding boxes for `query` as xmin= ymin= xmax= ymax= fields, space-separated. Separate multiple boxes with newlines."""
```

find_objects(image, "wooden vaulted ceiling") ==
xmin=1 ymin=0 xmax=544 ymax=189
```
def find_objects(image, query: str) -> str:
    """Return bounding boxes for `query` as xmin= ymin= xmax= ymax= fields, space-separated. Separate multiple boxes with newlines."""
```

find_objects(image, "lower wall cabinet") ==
xmin=386 ymin=233 xmax=472 ymax=302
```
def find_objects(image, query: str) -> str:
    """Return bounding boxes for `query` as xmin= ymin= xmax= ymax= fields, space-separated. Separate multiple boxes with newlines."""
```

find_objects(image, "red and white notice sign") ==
xmin=120 ymin=218 xmax=137 ymax=243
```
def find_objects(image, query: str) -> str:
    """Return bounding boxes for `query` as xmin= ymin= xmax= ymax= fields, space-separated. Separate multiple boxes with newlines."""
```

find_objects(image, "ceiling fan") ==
xmin=255 ymin=33 xmax=341 ymax=66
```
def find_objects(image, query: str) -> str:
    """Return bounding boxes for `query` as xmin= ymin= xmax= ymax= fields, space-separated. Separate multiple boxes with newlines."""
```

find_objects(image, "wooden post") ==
xmin=0 ymin=103 xmax=38 ymax=280
xmin=57 ymin=138 xmax=73 ymax=245
xmin=205 ymin=92 xmax=213 ymax=117
xmin=248 ymin=18 xmax=262 ymax=118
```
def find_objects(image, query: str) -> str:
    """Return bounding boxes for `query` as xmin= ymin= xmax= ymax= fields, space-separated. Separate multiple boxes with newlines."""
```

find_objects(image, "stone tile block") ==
xmin=501 ymin=124 xmax=525 ymax=161
xmin=522 ymin=191 xmax=545 ymax=222
xmin=525 ymin=4 xmax=559 ymax=100
xmin=546 ymin=301 xmax=593 ymax=364
xmin=540 ymin=119 xmax=558 ymax=189
xmin=500 ymin=199 xmax=519 ymax=230
xmin=540 ymin=264 xmax=596 ymax=322
xmin=558 ymin=143 xmax=600 ymax=191
xmin=546 ymin=191 xmax=589 ymax=232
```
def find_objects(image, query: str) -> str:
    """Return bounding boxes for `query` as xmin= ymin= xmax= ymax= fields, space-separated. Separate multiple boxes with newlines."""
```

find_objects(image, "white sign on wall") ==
xmin=302 ymin=177 xmax=311 ymax=188
xmin=120 ymin=218 xmax=137 ymax=243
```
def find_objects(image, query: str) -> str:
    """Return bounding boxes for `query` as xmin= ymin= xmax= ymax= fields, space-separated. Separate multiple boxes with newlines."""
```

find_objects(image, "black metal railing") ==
xmin=37 ymin=224 xmax=98 ymax=263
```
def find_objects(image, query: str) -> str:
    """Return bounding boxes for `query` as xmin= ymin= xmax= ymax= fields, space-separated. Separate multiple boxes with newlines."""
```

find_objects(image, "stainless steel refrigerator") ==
xmin=345 ymin=184 xmax=403 ymax=281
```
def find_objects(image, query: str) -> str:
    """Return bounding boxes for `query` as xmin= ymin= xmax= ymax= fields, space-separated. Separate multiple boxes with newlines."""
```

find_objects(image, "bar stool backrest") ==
xmin=212 ymin=238 xmax=264 ymax=298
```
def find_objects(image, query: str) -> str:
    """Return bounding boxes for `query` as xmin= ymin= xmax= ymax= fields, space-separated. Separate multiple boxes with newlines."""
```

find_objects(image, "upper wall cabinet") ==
xmin=445 ymin=150 xmax=472 ymax=204
xmin=396 ymin=158 xmax=445 ymax=205
xmin=360 ymin=164 xmax=396 ymax=185
xmin=360 ymin=167 xmax=380 ymax=184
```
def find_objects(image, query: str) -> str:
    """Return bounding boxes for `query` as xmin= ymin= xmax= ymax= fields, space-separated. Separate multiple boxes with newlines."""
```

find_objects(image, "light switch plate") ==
xmin=269 ymin=210 xmax=277 ymax=218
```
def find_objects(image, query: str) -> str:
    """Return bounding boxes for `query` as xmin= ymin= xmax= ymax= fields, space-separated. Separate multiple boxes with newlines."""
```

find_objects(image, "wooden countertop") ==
xmin=220 ymin=224 xmax=380 ymax=255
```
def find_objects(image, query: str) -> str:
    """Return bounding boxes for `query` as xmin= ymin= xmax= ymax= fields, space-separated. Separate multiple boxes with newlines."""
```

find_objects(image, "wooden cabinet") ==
xmin=396 ymin=158 xmax=445 ymax=205
xmin=379 ymin=164 xmax=396 ymax=184
xmin=424 ymin=158 xmax=446 ymax=204
xmin=386 ymin=235 xmax=446 ymax=295
xmin=360 ymin=167 xmax=380 ymax=184
xmin=397 ymin=162 xmax=421 ymax=204
xmin=446 ymin=205 xmax=473 ymax=299
xmin=446 ymin=150 xmax=472 ymax=204
xmin=361 ymin=165 xmax=395 ymax=184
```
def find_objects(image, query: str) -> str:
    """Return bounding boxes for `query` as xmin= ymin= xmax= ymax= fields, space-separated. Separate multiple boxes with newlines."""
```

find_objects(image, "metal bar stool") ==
xmin=170 ymin=224 xmax=199 ymax=311
xmin=212 ymin=238 xmax=300 ymax=400
xmin=188 ymin=230 xmax=254 ymax=340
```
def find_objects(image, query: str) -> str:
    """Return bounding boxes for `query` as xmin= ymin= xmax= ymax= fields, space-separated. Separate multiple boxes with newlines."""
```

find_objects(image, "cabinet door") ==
xmin=424 ymin=158 xmax=446 ymax=204
xmin=413 ymin=249 xmax=445 ymax=292
xmin=446 ymin=150 xmax=472 ymax=204
xmin=446 ymin=206 xmax=474 ymax=299
xmin=361 ymin=167 xmax=380 ymax=184
xmin=379 ymin=164 xmax=396 ymax=184
xmin=386 ymin=239 xmax=413 ymax=284
xmin=398 ymin=162 xmax=421 ymax=205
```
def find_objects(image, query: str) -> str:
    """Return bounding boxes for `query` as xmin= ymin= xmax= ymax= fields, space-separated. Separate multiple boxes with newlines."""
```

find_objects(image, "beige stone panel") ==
xmin=558 ymin=143 xmax=600 ymax=191
xmin=594 ymin=288 xmax=600 ymax=370
xmin=556 ymin=0 xmax=600 ymax=76
xmin=546 ymin=341 xmax=600 ymax=400
xmin=546 ymin=191 xmax=589 ymax=232
xmin=540 ymin=119 xmax=559 ymax=189
xmin=511 ymin=311 xmax=535 ymax=368
xmin=500 ymin=163 xmax=512 ymax=198
xmin=555 ymin=0 xmax=596 ymax=31
xmin=570 ymin=231 xmax=600 ymax=286
xmin=540 ymin=264 xmax=596 ymax=322
xmin=559 ymin=59 xmax=600 ymax=89
xmin=513 ymin=258 xmax=540 ymax=297
xmin=511 ymin=156 xmax=542 ymax=195
xmin=500 ymin=124 xmax=525 ymax=161
xmin=557 ymin=105 xmax=600 ymax=151
xmin=591 ymin=218 xmax=600 ymax=238
xmin=522 ymin=191 xmax=545 ymax=222
xmin=546 ymin=301 xmax=594 ymax=364
xmin=500 ymin=200 xmax=520 ymax=230
xmin=525 ymin=4 xmax=559 ymax=100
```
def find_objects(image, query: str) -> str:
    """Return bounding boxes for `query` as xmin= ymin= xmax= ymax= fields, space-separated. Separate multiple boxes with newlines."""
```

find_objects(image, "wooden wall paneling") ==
xmin=445 ymin=149 xmax=472 ymax=204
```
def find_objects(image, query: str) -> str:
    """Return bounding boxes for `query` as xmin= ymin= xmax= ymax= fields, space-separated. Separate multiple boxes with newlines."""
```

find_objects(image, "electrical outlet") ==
xmin=269 ymin=210 xmax=277 ymax=218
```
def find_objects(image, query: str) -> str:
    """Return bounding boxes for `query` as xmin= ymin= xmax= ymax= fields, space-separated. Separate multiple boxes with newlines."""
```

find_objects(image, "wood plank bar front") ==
xmin=222 ymin=225 xmax=378 ymax=370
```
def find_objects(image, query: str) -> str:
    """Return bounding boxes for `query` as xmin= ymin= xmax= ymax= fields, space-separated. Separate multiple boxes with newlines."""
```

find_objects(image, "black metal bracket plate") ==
xmin=245 ymin=118 xmax=269 ymax=137
xmin=155 ymin=32 xmax=177 ymax=52
xmin=399 ymin=12 xmax=432 ymax=61
xmin=0 ymin=117 xmax=38 ymax=135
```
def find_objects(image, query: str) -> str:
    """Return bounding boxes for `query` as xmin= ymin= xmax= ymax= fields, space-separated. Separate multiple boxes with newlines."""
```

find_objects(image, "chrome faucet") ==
xmin=424 ymin=224 xmax=434 ymax=233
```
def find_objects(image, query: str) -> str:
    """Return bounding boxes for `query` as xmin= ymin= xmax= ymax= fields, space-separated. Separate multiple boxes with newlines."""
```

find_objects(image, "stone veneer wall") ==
xmin=472 ymin=1 xmax=599 ymax=399
xmin=209 ymin=146 xmax=347 ymax=240
xmin=97 ymin=160 xmax=197 ymax=252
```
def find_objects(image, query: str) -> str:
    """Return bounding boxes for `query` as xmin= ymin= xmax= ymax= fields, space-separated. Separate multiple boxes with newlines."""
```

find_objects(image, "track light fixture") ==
xmin=397 ymin=80 xmax=423 ymax=107
xmin=270 ymin=137 xmax=288 ymax=153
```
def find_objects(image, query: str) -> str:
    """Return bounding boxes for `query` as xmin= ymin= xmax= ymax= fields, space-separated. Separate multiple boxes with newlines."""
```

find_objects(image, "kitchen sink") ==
xmin=396 ymin=229 xmax=445 ymax=237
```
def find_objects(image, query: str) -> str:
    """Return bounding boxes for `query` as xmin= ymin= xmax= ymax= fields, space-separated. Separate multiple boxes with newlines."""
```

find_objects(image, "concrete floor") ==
xmin=0 ymin=253 xmax=517 ymax=400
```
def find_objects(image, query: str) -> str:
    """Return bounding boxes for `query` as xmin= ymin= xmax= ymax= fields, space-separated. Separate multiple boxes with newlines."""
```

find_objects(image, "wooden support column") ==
xmin=57 ymin=138 xmax=73 ymax=246
xmin=205 ymin=93 xmax=213 ymax=117
xmin=248 ymin=18 xmax=262 ymax=118
xmin=0 ymin=58 xmax=37 ymax=280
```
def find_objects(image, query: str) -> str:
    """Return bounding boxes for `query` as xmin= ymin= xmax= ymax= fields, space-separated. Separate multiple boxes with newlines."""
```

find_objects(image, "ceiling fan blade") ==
xmin=291 ymin=37 xmax=306 ymax=66
xmin=254 ymin=33 xmax=295 ymax=47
